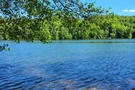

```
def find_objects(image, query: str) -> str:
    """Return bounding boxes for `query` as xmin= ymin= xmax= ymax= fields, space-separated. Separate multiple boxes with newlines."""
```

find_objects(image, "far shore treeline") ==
xmin=0 ymin=0 xmax=135 ymax=43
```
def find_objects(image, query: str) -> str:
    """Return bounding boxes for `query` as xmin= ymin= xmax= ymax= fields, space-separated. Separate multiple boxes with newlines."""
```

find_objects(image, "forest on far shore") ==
xmin=0 ymin=0 xmax=135 ymax=43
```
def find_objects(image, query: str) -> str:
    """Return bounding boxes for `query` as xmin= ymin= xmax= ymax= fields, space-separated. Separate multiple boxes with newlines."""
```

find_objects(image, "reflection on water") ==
xmin=0 ymin=39 xmax=135 ymax=90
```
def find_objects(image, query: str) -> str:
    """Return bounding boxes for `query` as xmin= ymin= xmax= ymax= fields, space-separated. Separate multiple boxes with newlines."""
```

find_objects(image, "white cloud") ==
xmin=129 ymin=10 xmax=135 ymax=12
xmin=122 ymin=9 xmax=135 ymax=13
xmin=123 ymin=10 xmax=128 ymax=12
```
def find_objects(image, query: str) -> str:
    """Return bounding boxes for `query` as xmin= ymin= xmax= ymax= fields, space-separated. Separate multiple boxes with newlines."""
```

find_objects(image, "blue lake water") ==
xmin=0 ymin=39 xmax=135 ymax=90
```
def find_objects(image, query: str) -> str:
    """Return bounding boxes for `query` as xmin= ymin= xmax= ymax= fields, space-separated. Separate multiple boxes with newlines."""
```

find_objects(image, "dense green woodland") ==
xmin=0 ymin=0 xmax=135 ymax=43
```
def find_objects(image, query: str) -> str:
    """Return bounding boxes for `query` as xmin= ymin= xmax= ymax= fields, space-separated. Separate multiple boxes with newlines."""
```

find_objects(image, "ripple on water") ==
xmin=1 ymin=40 xmax=135 ymax=89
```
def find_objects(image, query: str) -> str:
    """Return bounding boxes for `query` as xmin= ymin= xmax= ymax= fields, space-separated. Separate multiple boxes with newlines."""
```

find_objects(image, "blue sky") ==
xmin=81 ymin=0 xmax=135 ymax=16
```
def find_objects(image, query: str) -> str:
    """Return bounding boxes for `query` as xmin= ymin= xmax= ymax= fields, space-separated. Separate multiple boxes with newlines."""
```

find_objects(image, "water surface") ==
xmin=0 ymin=39 xmax=135 ymax=90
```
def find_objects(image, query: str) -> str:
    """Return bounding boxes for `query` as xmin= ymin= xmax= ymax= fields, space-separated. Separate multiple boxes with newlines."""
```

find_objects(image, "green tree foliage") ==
xmin=0 ymin=0 xmax=135 ymax=43
xmin=38 ymin=20 xmax=51 ymax=43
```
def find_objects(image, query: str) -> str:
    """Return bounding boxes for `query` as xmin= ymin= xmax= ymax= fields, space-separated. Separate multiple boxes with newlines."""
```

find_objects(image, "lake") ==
xmin=0 ymin=39 xmax=135 ymax=90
